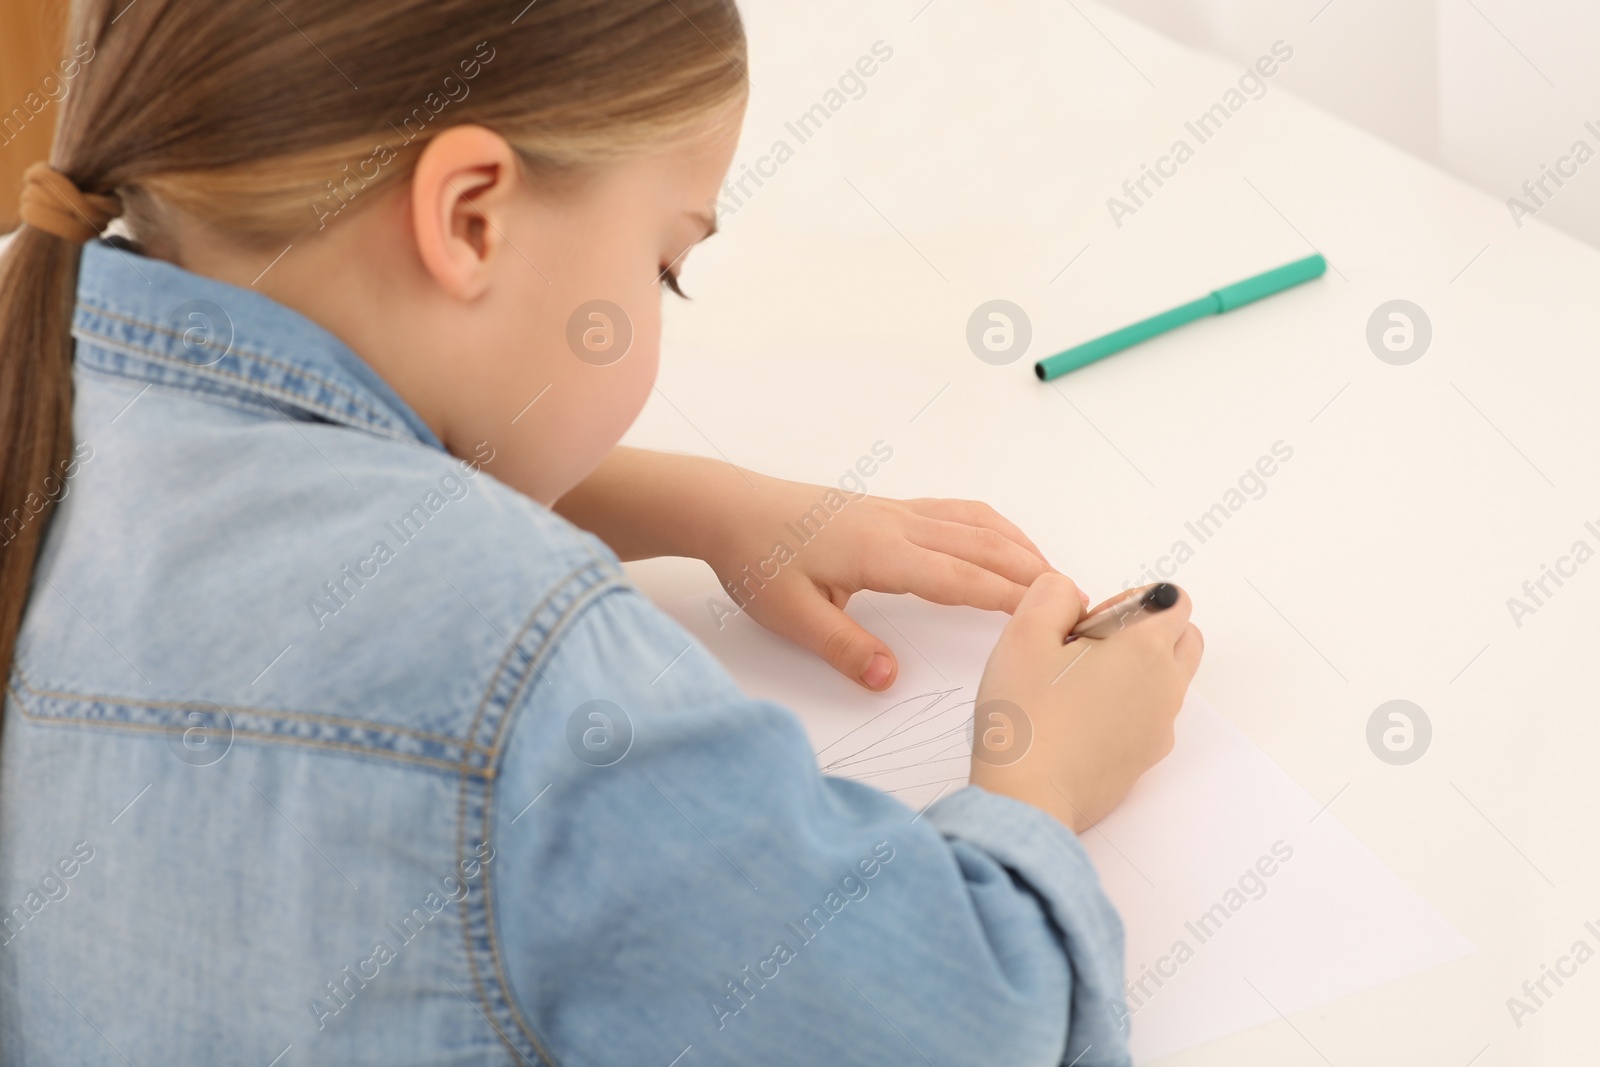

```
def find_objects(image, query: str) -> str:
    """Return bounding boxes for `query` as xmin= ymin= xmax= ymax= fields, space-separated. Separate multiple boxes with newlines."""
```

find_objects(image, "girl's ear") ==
xmin=410 ymin=124 xmax=522 ymax=301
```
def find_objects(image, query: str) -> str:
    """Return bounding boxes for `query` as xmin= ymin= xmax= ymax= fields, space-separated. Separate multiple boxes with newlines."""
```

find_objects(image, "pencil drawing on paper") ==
xmin=816 ymin=687 xmax=975 ymax=809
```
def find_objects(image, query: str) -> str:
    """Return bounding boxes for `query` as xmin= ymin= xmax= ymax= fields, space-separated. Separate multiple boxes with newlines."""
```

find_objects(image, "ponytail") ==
xmin=0 ymin=224 xmax=82 ymax=688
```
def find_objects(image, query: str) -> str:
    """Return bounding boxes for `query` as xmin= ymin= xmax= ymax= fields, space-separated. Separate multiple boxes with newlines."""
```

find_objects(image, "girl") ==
xmin=0 ymin=2 xmax=1202 ymax=1064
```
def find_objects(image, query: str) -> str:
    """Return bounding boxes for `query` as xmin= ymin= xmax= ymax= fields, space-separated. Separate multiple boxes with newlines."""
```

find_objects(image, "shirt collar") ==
xmin=71 ymin=237 xmax=443 ymax=450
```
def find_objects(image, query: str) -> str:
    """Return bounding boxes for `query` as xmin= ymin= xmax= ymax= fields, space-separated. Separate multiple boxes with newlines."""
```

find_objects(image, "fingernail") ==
xmin=861 ymin=653 xmax=892 ymax=689
xmin=1080 ymin=589 xmax=1090 ymax=607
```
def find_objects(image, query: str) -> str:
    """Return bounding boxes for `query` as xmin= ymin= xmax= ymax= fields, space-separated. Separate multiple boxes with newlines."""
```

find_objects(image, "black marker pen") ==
xmin=1068 ymin=582 xmax=1179 ymax=641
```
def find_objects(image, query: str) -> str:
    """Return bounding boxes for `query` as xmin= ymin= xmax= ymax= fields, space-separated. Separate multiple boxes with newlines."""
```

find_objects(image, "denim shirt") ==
xmin=0 ymin=238 xmax=1130 ymax=1066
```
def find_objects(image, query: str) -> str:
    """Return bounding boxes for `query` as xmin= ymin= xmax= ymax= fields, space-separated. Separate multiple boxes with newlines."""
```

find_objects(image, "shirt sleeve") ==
xmin=485 ymin=580 xmax=1130 ymax=1067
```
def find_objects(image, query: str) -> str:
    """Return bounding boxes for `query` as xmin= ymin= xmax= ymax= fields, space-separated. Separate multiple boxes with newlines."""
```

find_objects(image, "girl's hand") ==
xmin=553 ymin=448 xmax=1084 ymax=690
xmin=702 ymin=470 xmax=1080 ymax=691
xmin=971 ymin=573 xmax=1203 ymax=833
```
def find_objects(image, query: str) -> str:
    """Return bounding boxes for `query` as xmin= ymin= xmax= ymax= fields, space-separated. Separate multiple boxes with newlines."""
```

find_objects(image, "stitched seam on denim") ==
xmin=72 ymin=319 xmax=407 ymax=442
xmin=7 ymin=692 xmax=487 ymax=779
xmin=459 ymin=773 xmax=559 ymax=1067
xmin=78 ymin=300 xmax=395 ymax=430
xmin=459 ymin=567 xmax=626 ymax=1066
xmin=14 ymin=665 xmax=486 ymax=752
xmin=73 ymin=326 xmax=394 ymax=438
xmin=83 ymin=301 xmax=382 ymax=419
xmin=76 ymin=360 xmax=293 ymax=425
xmin=481 ymin=562 xmax=624 ymax=753
xmin=462 ymin=556 xmax=617 ymax=754
xmin=461 ymin=565 xmax=623 ymax=1065
xmin=73 ymin=325 xmax=379 ymax=435
xmin=477 ymin=575 xmax=628 ymax=1061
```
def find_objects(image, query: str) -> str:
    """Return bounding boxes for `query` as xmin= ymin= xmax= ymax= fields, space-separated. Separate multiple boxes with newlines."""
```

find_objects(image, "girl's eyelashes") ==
xmin=660 ymin=266 xmax=689 ymax=300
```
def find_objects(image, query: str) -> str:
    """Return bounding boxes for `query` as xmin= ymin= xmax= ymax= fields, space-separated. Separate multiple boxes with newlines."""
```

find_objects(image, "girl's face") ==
xmin=434 ymin=107 xmax=744 ymax=505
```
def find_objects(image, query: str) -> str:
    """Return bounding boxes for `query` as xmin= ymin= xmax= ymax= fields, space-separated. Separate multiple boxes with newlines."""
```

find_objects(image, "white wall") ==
xmin=1100 ymin=0 xmax=1600 ymax=249
xmin=1438 ymin=1 xmax=1600 ymax=247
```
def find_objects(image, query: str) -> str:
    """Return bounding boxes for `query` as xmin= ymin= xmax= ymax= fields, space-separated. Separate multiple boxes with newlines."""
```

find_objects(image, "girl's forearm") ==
xmin=552 ymin=446 xmax=754 ymax=562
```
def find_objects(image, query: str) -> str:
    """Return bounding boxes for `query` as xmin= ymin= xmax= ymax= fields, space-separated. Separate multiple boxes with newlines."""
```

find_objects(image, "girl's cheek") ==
xmin=623 ymin=304 xmax=662 ymax=392
xmin=618 ymin=342 xmax=659 ymax=429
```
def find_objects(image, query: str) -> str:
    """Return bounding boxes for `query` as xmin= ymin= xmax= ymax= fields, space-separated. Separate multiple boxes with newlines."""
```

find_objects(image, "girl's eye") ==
xmin=659 ymin=266 xmax=689 ymax=300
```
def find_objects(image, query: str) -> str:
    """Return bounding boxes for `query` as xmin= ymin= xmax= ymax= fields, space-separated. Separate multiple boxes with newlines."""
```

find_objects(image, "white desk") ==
xmin=622 ymin=1 xmax=1600 ymax=1063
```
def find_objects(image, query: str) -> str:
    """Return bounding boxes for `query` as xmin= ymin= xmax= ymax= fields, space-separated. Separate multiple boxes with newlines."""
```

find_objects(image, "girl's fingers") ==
xmin=900 ymin=498 xmax=1051 ymax=564
xmin=856 ymin=542 xmax=1031 ymax=613
xmin=904 ymin=515 xmax=1054 ymax=592
xmin=1174 ymin=623 xmax=1204 ymax=680
xmin=753 ymin=581 xmax=899 ymax=691
xmin=1141 ymin=585 xmax=1194 ymax=642
xmin=1005 ymin=571 xmax=1086 ymax=643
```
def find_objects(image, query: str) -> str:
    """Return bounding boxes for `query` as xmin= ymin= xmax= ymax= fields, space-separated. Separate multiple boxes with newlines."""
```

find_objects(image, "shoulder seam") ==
xmin=459 ymin=563 xmax=634 ymax=1067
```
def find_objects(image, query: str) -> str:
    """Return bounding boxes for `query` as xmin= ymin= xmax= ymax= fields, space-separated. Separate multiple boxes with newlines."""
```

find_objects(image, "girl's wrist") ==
xmin=554 ymin=447 xmax=752 ymax=564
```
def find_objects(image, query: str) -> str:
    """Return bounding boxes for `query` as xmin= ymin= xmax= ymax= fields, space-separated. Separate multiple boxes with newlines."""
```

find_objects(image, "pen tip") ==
xmin=1144 ymin=582 xmax=1179 ymax=610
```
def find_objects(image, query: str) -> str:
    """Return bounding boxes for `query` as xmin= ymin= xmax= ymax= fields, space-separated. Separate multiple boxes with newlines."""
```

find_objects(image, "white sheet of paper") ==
xmin=659 ymin=588 xmax=1474 ymax=1063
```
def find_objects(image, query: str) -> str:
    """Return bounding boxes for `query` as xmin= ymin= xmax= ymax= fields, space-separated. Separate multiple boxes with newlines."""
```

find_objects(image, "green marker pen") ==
xmin=1034 ymin=252 xmax=1327 ymax=381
